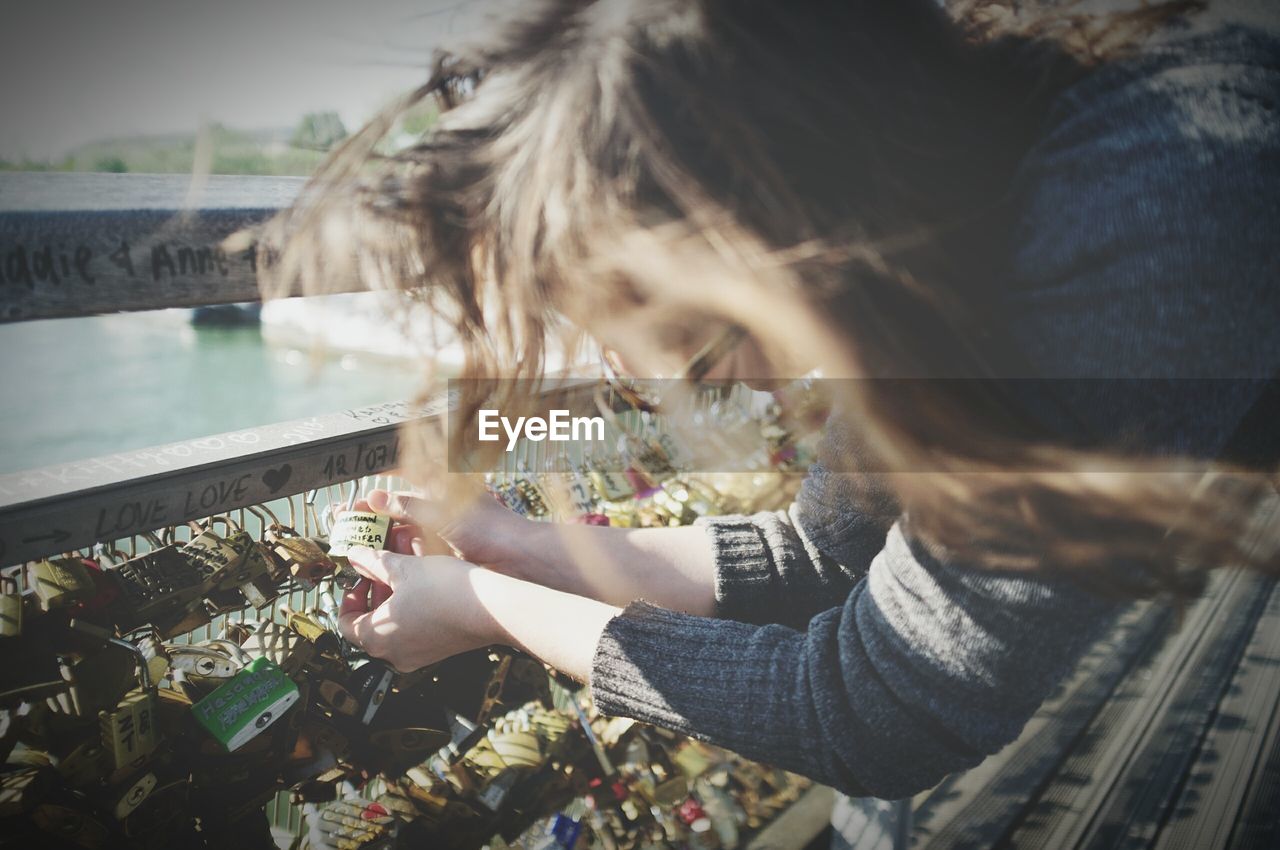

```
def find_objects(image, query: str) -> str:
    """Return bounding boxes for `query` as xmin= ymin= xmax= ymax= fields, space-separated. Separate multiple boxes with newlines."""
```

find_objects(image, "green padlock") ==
xmin=191 ymin=657 xmax=299 ymax=752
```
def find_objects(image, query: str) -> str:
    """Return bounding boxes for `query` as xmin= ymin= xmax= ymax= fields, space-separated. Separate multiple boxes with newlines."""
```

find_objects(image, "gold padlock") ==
xmin=318 ymin=680 xmax=360 ymax=717
xmin=51 ymin=642 xmax=137 ymax=718
xmin=286 ymin=609 xmax=331 ymax=645
xmin=513 ymin=477 xmax=551 ymax=518
xmin=100 ymin=688 xmax=159 ymax=772
xmin=106 ymin=770 xmax=157 ymax=819
xmin=185 ymin=516 xmax=280 ymax=610
xmin=30 ymin=557 xmax=95 ymax=611
xmin=54 ymin=739 xmax=112 ymax=788
xmin=266 ymin=525 xmax=336 ymax=583
xmin=0 ymin=575 xmax=23 ymax=639
xmin=590 ymin=468 xmax=635 ymax=502
xmin=180 ymin=517 xmax=247 ymax=588
xmin=241 ymin=621 xmax=315 ymax=677
xmin=105 ymin=545 xmax=206 ymax=634
xmin=78 ymin=628 xmax=161 ymax=773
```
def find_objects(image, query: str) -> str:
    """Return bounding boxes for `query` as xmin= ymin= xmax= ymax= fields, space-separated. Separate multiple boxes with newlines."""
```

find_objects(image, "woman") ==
xmin=268 ymin=0 xmax=1279 ymax=804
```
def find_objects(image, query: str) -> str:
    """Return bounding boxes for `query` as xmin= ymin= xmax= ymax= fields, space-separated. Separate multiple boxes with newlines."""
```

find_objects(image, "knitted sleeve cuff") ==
xmin=589 ymin=599 xmax=757 ymax=734
xmin=696 ymin=514 xmax=782 ymax=623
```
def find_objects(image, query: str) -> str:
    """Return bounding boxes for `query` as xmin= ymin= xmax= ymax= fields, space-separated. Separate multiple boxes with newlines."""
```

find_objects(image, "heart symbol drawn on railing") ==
xmin=263 ymin=464 xmax=292 ymax=494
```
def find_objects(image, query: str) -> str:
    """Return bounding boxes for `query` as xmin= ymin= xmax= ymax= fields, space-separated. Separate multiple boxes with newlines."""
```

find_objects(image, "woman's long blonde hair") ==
xmin=261 ymin=0 xmax=1277 ymax=597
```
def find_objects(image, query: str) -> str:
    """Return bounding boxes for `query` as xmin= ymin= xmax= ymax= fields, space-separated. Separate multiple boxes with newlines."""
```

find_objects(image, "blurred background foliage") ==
xmin=0 ymin=101 xmax=439 ymax=176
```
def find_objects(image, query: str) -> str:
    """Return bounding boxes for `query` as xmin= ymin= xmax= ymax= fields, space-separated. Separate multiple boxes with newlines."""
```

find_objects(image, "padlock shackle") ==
xmin=247 ymin=502 xmax=282 ymax=532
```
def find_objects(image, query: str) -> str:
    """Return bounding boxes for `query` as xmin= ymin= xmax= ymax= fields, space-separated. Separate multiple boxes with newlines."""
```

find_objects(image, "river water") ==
xmin=0 ymin=309 xmax=418 ymax=474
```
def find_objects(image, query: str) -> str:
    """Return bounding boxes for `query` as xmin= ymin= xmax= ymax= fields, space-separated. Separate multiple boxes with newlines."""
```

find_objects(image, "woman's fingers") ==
xmin=341 ymin=578 xmax=372 ymax=618
xmin=341 ymin=575 xmax=392 ymax=630
xmin=338 ymin=592 xmax=398 ymax=653
xmin=367 ymin=489 xmax=442 ymax=527
xmin=370 ymin=580 xmax=393 ymax=609
xmin=388 ymin=522 xmax=435 ymax=555
xmin=346 ymin=546 xmax=399 ymax=587
xmin=338 ymin=579 xmax=371 ymax=645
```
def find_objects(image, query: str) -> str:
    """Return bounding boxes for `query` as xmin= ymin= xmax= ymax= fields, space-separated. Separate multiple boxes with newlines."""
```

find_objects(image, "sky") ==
xmin=0 ymin=0 xmax=504 ymax=160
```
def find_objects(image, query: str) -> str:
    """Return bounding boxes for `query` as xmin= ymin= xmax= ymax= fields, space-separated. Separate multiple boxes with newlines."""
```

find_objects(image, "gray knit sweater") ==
xmin=589 ymin=4 xmax=1280 ymax=800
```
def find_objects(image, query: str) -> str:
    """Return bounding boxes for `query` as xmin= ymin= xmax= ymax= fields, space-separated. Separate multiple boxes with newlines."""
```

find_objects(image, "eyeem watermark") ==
xmin=478 ymin=409 xmax=606 ymax=452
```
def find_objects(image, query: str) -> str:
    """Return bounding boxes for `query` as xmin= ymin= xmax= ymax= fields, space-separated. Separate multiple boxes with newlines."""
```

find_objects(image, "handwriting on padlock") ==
xmin=192 ymin=658 xmax=300 ymax=751
xmin=327 ymin=512 xmax=390 ymax=557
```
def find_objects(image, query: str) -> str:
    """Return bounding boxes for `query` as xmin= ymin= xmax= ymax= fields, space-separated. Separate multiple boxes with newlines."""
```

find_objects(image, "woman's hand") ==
xmin=337 ymin=547 xmax=498 ymax=672
xmin=363 ymin=486 xmax=718 ymax=616
xmin=336 ymin=543 xmax=622 ymax=681
xmin=365 ymin=488 xmax=536 ymax=574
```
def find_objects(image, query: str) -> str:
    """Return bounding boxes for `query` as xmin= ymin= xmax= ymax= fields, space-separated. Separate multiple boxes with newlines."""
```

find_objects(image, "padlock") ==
xmin=168 ymin=644 xmax=241 ymax=695
xmin=295 ymin=715 xmax=351 ymax=763
xmin=118 ymin=776 xmax=190 ymax=846
xmin=590 ymin=468 xmax=635 ymax=502
xmin=671 ymin=740 xmax=716 ymax=780
xmin=310 ymin=797 xmax=395 ymax=850
xmin=464 ymin=652 xmax=513 ymax=732
xmin=241 ymin=621 xmax=315 ymax=677
xmin=0 ymin=583 xmax=22 ymax=645
xmin=151 ymin=604 xmax=212 ymax=641
xmin=327 ymin=508 xmax=391 ymax=556
xmin=0 ymin=575 xmax=22 ymax=639
xmin=327 ymin=512 xmax=391 ymax=591
xmin=317 ymin=680 xmax=360 ymax=717
xmin=51 ymin=641 xmax=137 ymax=718
xmin=136 ymin=634 xmax=171 ymax=687
xmin=265 ymin=525 xmax=337 ymax=583
xmin=220 ymin=621 xmax=254 ymax=646
xmin=100 ymin=686 xmax=160 ymax=772
xmin=191 ymin=657 xmax=300 ymax=752
xmin=71 ymin=622 xmax=163 ymax=772
xmin=184 ymin=519 xmax=280 ymax=611
xmin=369 ymin=727 xmax=451 ymax=758
xmin=106 ymin=770 xmax=157 ymax=819
xmin=491 ymin=479 xmax=533 ymax=517
xmin=53 ymin=738 xmax=112 ymax=788
xmin=180 ymin=517 xmax=247 ymax=588
xmin=350 ymin=660 xmax=395 ymax=726
xmin=286 ymin=608 xmax=332 ymax=645
xmin=283 ymin=609 xmax=346 ymax=672
xmin=105 ymin=546 xmax=206 ymax=635
xmin=30 ymin=557 xmax=96 ymax=611
xmin=513 ymin=478 xmax=551 ymax=518
xmin=538 ymin=471 xmax=598 ymax=519
xmin=474 ymin=768 xmax=520 ymax=812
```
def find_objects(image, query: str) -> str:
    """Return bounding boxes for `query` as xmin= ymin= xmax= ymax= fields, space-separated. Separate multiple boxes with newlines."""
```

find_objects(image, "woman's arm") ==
xmin=366 ymin=488 xmax=719 ymax=615
xmin=339 ymin=524 xmax=1122 ymax=799
xmin=337 ymin=546 xmax=619 ymax=679
xmin=367 ymin=412 xmax=896 ymax=628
